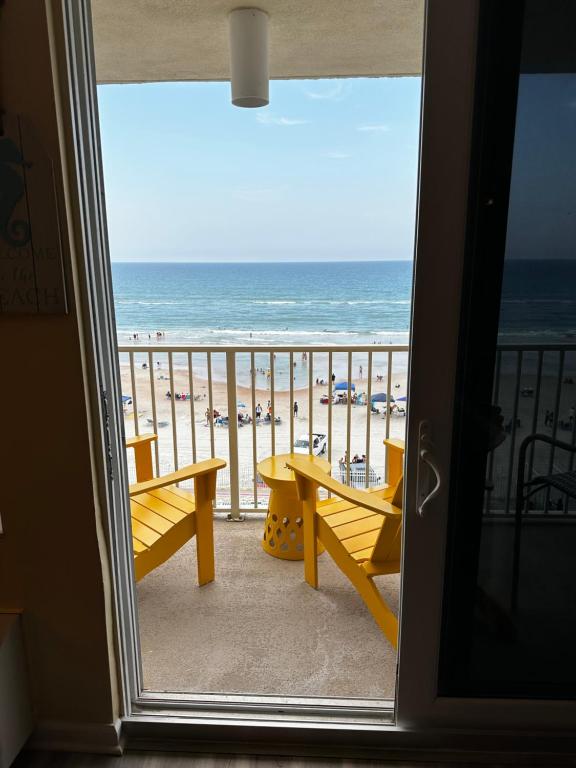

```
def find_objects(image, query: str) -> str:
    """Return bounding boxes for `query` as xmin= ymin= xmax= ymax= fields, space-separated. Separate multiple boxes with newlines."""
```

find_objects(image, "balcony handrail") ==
xmin=119 ymin=343 xmax=410 ymax=518
xmin=118 ymin=344 xmax=410 ymax=353
xmin=496 ymin=342 xmax=576 ymax=352
xmin=119 ymin=341 xmax=576 ymax=518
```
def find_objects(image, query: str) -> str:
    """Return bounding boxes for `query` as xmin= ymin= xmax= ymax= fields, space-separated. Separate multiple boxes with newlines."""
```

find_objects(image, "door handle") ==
xmin=417 ymin=420 xmax=442 ymax=517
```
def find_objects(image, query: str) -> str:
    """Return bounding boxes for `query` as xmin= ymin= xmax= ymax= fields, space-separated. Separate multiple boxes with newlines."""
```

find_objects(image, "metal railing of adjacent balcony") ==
xmin=486 ymin=343 xmax=576 ymax=517
xmin=118 ymin=345 xmax=410 ymax=517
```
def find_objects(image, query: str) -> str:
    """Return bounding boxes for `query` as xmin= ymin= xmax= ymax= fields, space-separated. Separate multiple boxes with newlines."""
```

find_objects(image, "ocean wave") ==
xmin=498 ymin=328 xmax=576 ymax=337
xmin=251 ymin=300 xmax=298 ymax=305
xmin=345 ymin=300 xmax=410 ymax=305
xmin=248 ymin=298 xmax=411 ymax=306
xmin=118 ymin=326 xmax=411 ymax=341
xmin=208 ymin=328 xmax=354 ymax=337
xmin=501 ymin=299 xmax=576 ymax=304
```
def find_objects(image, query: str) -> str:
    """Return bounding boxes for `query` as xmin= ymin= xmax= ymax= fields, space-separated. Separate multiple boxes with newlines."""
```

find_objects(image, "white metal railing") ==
xmin=118 ymin=345 xmax=409 ymax=516
xmin=486 ymin=343 xmax=576 ymax=516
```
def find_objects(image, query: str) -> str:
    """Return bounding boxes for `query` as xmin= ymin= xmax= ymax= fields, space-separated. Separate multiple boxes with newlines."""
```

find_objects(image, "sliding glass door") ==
xmin=398 ymin=0 xmax=576 ymax=728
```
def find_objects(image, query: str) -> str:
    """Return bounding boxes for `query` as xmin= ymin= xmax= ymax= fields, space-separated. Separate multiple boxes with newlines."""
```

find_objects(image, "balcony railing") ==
xmin=486 ymin=343 xmax=576 ymax=516
xmin=118 ymin=344 xmax=409 ymax=517
xmin=119 ymin=342 xmax=576 ymax=518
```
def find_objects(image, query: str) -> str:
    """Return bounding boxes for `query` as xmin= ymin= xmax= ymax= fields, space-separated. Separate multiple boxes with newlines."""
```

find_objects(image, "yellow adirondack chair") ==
xmin=286 ymin=439 xmax=404 ymax=648
xmin=126 ymin=434 xmax=225 ymax=584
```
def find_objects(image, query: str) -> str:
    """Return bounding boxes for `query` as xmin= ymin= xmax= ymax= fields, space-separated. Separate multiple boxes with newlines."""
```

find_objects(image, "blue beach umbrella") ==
xmin=122 ymin=395 xmax=133 ymax=404
xmin=371 ymin=392 xmax=395 ymax=403
xmin=396 ymin=395 xmax=407 ymax=402
xmin=334 ymin=381 xmax=356 ymax=391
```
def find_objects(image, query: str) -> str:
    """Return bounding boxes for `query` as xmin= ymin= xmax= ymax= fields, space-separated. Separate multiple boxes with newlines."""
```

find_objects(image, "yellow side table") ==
xmin=257 ymin=452 xmax=331 ymax=560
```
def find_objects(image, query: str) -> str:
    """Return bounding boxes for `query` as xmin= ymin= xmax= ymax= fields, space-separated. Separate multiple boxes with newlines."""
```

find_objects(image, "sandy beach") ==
xmin=120 ymin=358 xmax=408 ymax=505
xmin=120 ymin=345 xmax=576 ymax=512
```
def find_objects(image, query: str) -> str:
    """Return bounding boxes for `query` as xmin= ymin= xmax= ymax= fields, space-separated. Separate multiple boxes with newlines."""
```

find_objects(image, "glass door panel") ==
xmin=397 ymin=0 xmax=576 ymax=728
xmin=439 ymin=0 xmax=576 ymax=699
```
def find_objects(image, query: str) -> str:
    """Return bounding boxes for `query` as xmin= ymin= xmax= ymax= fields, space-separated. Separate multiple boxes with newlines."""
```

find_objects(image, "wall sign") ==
xmin=0 ymin=113 xmax=68 ymax=314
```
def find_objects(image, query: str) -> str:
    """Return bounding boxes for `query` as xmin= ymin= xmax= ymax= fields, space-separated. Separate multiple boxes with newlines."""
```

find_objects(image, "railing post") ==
xmin=226 ymin=351 xmax=242 ymax=520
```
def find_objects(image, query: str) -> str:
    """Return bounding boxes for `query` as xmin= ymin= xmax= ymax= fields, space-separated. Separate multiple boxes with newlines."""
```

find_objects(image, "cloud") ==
xmin=357 ymin=123 xmax=390 ymax=133
xmin=305 ymin=82 xmax=346 ymax=101
xmin=256 ymin=113 xmax=309 ymax=126
xmin=323 ymin=151 xmax=351 ymax=159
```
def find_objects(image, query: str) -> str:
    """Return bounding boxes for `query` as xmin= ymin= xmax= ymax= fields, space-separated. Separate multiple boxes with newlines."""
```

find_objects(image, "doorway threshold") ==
xmin=133 ymin=690 xmax=394 ymax=727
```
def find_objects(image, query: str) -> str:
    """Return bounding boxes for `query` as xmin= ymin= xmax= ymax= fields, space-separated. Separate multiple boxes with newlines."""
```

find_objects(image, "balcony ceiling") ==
xmin=92 ymin=0 xmax=424 ymax=84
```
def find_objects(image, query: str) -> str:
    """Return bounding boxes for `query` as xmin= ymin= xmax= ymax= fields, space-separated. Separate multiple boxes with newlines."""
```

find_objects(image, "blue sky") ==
xmin=506 ymin=74 xmax=576 ymax=260
xmin=97 ymin=77 xmax=421 ymax=262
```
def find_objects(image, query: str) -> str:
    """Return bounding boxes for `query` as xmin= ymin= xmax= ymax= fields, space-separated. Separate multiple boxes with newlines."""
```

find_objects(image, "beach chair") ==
xmin=126 ymin=434 xmax=225 ymax=584
xmin=286 ymin=438 xmax=404 ymax=648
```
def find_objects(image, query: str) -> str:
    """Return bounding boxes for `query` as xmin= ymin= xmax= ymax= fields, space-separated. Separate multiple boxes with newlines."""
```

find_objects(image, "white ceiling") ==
xmin=92 ymin=0 xmax=424 ymax=84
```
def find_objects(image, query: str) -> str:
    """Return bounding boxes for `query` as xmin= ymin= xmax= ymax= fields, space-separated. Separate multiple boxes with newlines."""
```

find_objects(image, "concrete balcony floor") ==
xmin=138 ymin=518 xmax=399 ymax=699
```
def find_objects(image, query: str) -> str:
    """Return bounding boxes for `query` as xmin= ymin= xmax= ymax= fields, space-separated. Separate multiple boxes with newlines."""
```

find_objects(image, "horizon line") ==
xmin=110 ymin=256 xmax=576 ymax=264
xmin=110 ymin=258 xmax=414 ymax=264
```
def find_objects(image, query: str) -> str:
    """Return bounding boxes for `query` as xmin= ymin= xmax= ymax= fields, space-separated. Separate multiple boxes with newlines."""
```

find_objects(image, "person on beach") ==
xmin=359 ymin=365 xmax=363 ymax=379
xmin=256 ymin=403 xmax=262 ymax=420
xmin=294 ymin=401 xmax=299 ymax=418
xmin=205 ymin=408 xmax=211 ymax=426
xmin=332 ymin=372 xmax=336 ymax=383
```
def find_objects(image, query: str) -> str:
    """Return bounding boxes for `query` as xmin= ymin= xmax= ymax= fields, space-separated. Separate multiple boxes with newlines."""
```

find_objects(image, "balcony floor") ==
xmin=138 ymin=518 xmax=399 ymax=699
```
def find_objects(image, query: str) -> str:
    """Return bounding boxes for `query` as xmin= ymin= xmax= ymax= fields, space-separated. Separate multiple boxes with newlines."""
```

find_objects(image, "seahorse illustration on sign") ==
xmin=0 ymin=133 xmax=31 ymax=247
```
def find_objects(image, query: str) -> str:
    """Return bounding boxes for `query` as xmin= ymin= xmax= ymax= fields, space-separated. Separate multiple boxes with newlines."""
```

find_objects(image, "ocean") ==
xmin=111 ymin=259 xmax=576 ymax=390
xmin=498 ymin=259 xmax=576 ymax=342
xmin=112 ymin=259 xmax=576 ymax=347
xmin=111 ymin=261 xmax=413 ymax=348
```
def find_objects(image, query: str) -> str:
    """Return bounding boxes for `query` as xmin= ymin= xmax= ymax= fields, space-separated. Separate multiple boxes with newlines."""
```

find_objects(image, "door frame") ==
xmin=59 ymin=0 xmax=404 ymax=727
xmin=396 ymin=0 xmax=576 ymax=730
xmin=58 ymin=0 xmax=576 ymax=748
xmin=58 ymin=0 xmax=143 ymax=714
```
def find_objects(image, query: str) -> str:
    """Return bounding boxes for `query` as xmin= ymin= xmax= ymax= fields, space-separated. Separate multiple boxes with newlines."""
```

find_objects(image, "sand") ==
xmin=120 ymin=358 xmax=408 ymax=505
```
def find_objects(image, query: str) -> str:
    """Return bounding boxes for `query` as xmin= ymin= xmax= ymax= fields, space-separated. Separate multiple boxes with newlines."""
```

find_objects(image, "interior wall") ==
xmin=0 ymin=0 xmax=117 ymax=729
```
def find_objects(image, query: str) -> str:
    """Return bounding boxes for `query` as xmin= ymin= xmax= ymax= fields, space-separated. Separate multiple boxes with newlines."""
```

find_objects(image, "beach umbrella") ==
xmin=334 ymin=381 xmax=356 ymax=391
xmin=396 ymin=395 xmax=407 ymax=402
xmin=122 ymin=395 xmax=133 ymax=404
xmin=371 ymin=392 xmax=395 ymax=403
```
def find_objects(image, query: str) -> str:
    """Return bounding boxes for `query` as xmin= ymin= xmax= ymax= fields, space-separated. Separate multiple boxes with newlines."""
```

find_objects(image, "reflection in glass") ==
xmin=473 ymin=13 xmax=576 ymax=694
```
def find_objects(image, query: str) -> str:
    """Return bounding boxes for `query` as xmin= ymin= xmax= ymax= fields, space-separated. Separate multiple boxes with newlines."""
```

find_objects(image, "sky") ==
xmin=97 ymin=77 xmax=422 ymax=262
xmin=505 ymin=74 xmax=576 ymax=261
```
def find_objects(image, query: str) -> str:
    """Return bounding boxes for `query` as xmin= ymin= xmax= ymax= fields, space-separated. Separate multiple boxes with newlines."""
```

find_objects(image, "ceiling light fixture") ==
xmin=228 ymin=8 xmax=269 ymax=108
